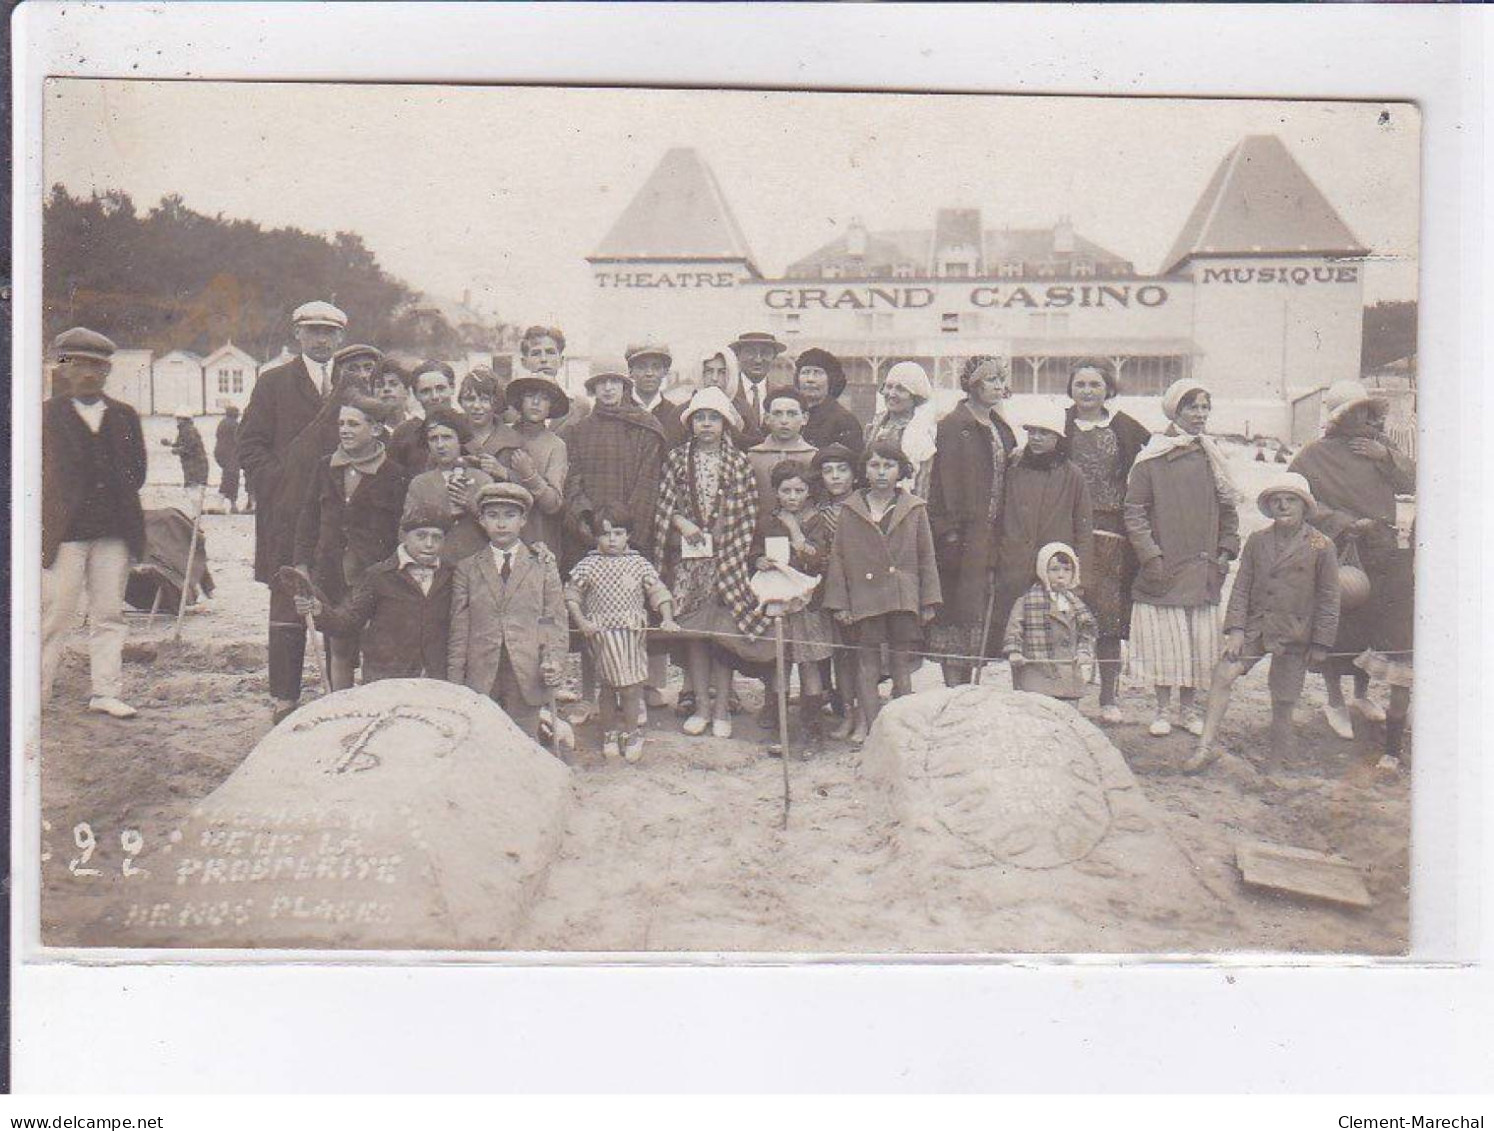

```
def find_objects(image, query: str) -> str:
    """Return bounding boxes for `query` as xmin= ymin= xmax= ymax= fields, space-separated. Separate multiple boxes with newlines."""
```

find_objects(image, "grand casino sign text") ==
xmin=757 ymin=264 xmax=1359 ymax=313
xmin=762 ymin=283 xmax=1170 ymax=311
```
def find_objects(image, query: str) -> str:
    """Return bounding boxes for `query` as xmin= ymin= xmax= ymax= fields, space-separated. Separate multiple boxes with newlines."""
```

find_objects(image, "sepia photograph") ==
xmin=30 ymin=80 xmax=1421 ymax=956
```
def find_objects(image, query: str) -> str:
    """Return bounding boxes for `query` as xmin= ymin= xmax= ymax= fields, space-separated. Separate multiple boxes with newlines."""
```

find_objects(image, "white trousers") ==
xmin=42 ymin=538 xmax=131 ymax=700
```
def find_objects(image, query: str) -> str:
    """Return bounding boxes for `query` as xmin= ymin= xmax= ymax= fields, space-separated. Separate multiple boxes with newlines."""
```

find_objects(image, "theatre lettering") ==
xmin=762 ymin=283 xmax=1172 ymax=311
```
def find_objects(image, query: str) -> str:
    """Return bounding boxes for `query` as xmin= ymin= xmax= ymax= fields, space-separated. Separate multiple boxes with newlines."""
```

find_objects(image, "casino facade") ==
xmin=587 ymin=135 xmax=1370 ymax=440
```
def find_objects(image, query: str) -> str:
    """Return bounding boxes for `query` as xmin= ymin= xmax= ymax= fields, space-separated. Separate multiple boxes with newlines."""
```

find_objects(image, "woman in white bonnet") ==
xmin=1122 ymin=378 xmax=1241 ymax=738
xmin=865 ymin=360 xmax=940 ymax=492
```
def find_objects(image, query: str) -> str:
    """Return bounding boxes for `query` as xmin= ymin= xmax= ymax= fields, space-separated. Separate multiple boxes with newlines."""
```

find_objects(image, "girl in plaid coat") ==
xmin=1002 ymin=542 xmax=1097 ymax=701
xmin=652 ymin=387 xmax=774 ymax=740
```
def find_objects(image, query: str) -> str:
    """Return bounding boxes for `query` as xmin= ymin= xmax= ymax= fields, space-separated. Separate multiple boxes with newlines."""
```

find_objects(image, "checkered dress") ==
xmin=565 ymin=550 xmax=671 ymax=687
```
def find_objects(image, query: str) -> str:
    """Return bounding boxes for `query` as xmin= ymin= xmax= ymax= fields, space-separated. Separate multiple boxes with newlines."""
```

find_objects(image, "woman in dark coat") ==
xmin=1064 ymin=359 xmax=1153 ymax=722
xmin=990 ymin=400 xmax=1095 ymax=648
xmin=925 ymin=354 xmax=1018 ymax=686
xmin=1289 ymin=379 xmax=1416 ymax=740
xmin=214 ymin=406 xmax=243 ymax=512
xmin=294 ymin=397 xmax=409 ymax=690
xmin=795 ymin=347 xmax=865 ymax=453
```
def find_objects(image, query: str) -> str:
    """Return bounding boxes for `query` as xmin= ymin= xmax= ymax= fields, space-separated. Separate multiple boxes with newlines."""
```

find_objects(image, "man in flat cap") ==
xmin=41 ymin=327 xmax=147 ymax=718
xmin=626 ymin=341 xmax=687 ymax=449
xmin=238 ymin=300 xmax=347 ymax=719
xmin=729 ymin=331 xmax=787 ymax=446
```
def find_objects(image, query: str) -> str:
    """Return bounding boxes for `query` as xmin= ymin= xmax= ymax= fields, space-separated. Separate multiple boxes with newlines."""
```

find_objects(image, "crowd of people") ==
xmin=40 ymin=301 xmax=1417 ymax=772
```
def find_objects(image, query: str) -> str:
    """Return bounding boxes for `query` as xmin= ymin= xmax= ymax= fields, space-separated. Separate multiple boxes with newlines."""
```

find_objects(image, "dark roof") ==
xmin=591 ymin=147 xmax=758 ymax=267
xmin=934 ymin=208 xmax=983 ymax=251
xmin=785 ymin=222 xmax=1129 ymax=278
xmin=1162 ymin=135 xmax=1366 ymax=273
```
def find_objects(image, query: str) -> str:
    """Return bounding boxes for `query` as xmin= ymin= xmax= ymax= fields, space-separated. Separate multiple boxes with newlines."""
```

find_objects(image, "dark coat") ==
xmin=651 ymin=398 xmax=689 ymax=450
xmin=387 ymin=417 xmax=430 ymax=474
xmin=823 ymin=489 xmax=942 ymax=622
xmin=213 ymin=416 xmax=240 ymax=473
xmin=170 ymin=421 xmax=210 ymax=486
xmin=990 ymin=456 xmax=1095 ymax=635
xmin=294 ymin=453 xmax=411 ymax=606
xmin=731 ymin=381 xmax=772 ymax=447
xmin=41 ymin=395 xmax=147 ymax=568
xmin=314 ymin=553 xmax=455 ymax=682
xmin=925 ymin=400 xmax=1017 ymax=632
xmin=803 ymin=398 xmax=864 ymax=454
xmin=1123 ymin=443 xmax=1241 ymax=607
xmin=239 ymin=357 xmax=324 ymax=582
xmin=1223 ymin=525 xmax=1340 ymax=653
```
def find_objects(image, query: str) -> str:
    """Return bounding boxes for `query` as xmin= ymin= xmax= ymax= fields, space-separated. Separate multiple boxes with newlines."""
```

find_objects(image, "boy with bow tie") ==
xmin=295 ymin=506 xmax=456 ymax=683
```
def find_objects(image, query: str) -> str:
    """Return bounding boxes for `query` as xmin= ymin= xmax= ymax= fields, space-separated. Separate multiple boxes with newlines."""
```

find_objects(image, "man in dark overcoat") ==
xmin=237 ymin=300 xmax=347 ymax=720
xmin=214 ymin=404 xmax=242 ymax=512
xmin=41 ymin=327 xmax=147 ymax=718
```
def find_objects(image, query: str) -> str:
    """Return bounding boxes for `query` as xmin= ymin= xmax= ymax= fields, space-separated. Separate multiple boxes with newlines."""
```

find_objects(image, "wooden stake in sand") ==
xmin=538 ymin=617 xmax=562 ymax=759
xmin=172 ymin=484 xmax=208 ymax=640
xmin=272 ymin=566 xmax=331 ymax=696
xmin=971 ymin=567 xmax=1000 ymax=686
xmin=770 ymin=602 xmax=791 ymax=829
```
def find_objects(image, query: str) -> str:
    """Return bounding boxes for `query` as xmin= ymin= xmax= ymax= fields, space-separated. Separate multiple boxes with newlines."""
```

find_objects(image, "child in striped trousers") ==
xmin=565 ymin=504 xmax=678 ymax=763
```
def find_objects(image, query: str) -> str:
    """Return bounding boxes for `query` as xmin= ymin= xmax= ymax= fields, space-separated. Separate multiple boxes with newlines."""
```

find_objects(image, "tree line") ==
xmin=42 ymin=186 xmax=507 ymax=361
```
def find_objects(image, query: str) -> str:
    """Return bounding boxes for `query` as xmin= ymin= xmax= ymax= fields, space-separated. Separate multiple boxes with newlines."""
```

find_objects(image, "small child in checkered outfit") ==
xmin=565 ymin=504 xmax=678 ymax=763
xmin=1002 ymin=542 xmax=1097 ymax=701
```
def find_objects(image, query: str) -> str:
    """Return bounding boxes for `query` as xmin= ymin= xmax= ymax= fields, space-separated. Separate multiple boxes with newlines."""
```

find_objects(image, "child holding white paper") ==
xmin=753 ymin=460 xmax=835 ymax=738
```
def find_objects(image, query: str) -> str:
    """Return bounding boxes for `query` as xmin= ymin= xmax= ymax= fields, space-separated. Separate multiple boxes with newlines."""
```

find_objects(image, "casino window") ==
xmin=893 ymin=263 xmax=915 ymax=279
xmin=998 ymin=260 xmax=1024 ymax=279
xmin=822 ymin=263 xmax=843 ymax=279
xmin=1074 ymin=259 xmax=1095 ymax=278
xmin=942 ymin=261 xmax=970 ymax=279
xmin=784 ymin=313 xmax=802 ymax=336
xmin=941 ymin=312 xmax=960 ymax=334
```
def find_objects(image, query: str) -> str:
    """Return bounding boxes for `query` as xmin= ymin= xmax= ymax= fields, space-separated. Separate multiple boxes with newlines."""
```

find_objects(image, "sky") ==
xmin=45 ymin=80 xmax=1421 ymax=351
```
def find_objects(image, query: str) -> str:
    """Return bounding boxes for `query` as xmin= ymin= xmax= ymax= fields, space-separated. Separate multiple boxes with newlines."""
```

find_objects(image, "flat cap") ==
xmin=292 ymin=301 xmax=348 ymax=329
xmin=474 ymin=481 xmax=534 ymax=515
xmin=52 ymin=327 xmax=117 ymax=361
xmin=333 ymin=343 xmax=383 ymax=366
xmin=625 ymin=342 xmax=672 ymax=365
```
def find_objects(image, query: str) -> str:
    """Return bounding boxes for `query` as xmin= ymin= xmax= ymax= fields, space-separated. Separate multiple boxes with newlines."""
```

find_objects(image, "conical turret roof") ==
xmin=1162 ymin=135 xmax=1366 ymax=274
xmin=591 ymin=148 xmax=758 ymax=272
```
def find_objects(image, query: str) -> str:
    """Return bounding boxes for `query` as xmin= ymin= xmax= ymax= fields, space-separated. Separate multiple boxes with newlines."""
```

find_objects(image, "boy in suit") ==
xmin=295 ymin=507 xmax=455 ymax=683
xmin=448 ymin=482 xmax=568 ymax=736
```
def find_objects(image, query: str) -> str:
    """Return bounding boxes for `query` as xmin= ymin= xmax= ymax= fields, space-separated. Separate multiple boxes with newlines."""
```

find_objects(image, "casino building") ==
xmin=588 ymin=136 xmax=1369 ymax=438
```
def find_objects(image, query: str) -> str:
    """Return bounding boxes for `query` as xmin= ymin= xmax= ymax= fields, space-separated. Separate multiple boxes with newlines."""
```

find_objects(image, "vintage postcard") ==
xmin=28 ymin=81 xmax=1421 ymax=955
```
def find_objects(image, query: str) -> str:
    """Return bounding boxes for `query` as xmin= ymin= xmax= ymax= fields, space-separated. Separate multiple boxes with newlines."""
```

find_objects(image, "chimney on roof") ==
xmin=463 ymin=288 xmax=471 ymax=309
xmin=847 ymin=217 xmax=867 ymax=258
xmin=1054 ymin=215 xmax=1074 ymax=255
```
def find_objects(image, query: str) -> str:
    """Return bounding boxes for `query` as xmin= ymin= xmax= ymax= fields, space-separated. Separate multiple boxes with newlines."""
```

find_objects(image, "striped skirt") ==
xmin=1128 ymin=601 xmax=1221 ymax=690
xmin=588 ymin=627 xmax=650 ymax=689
